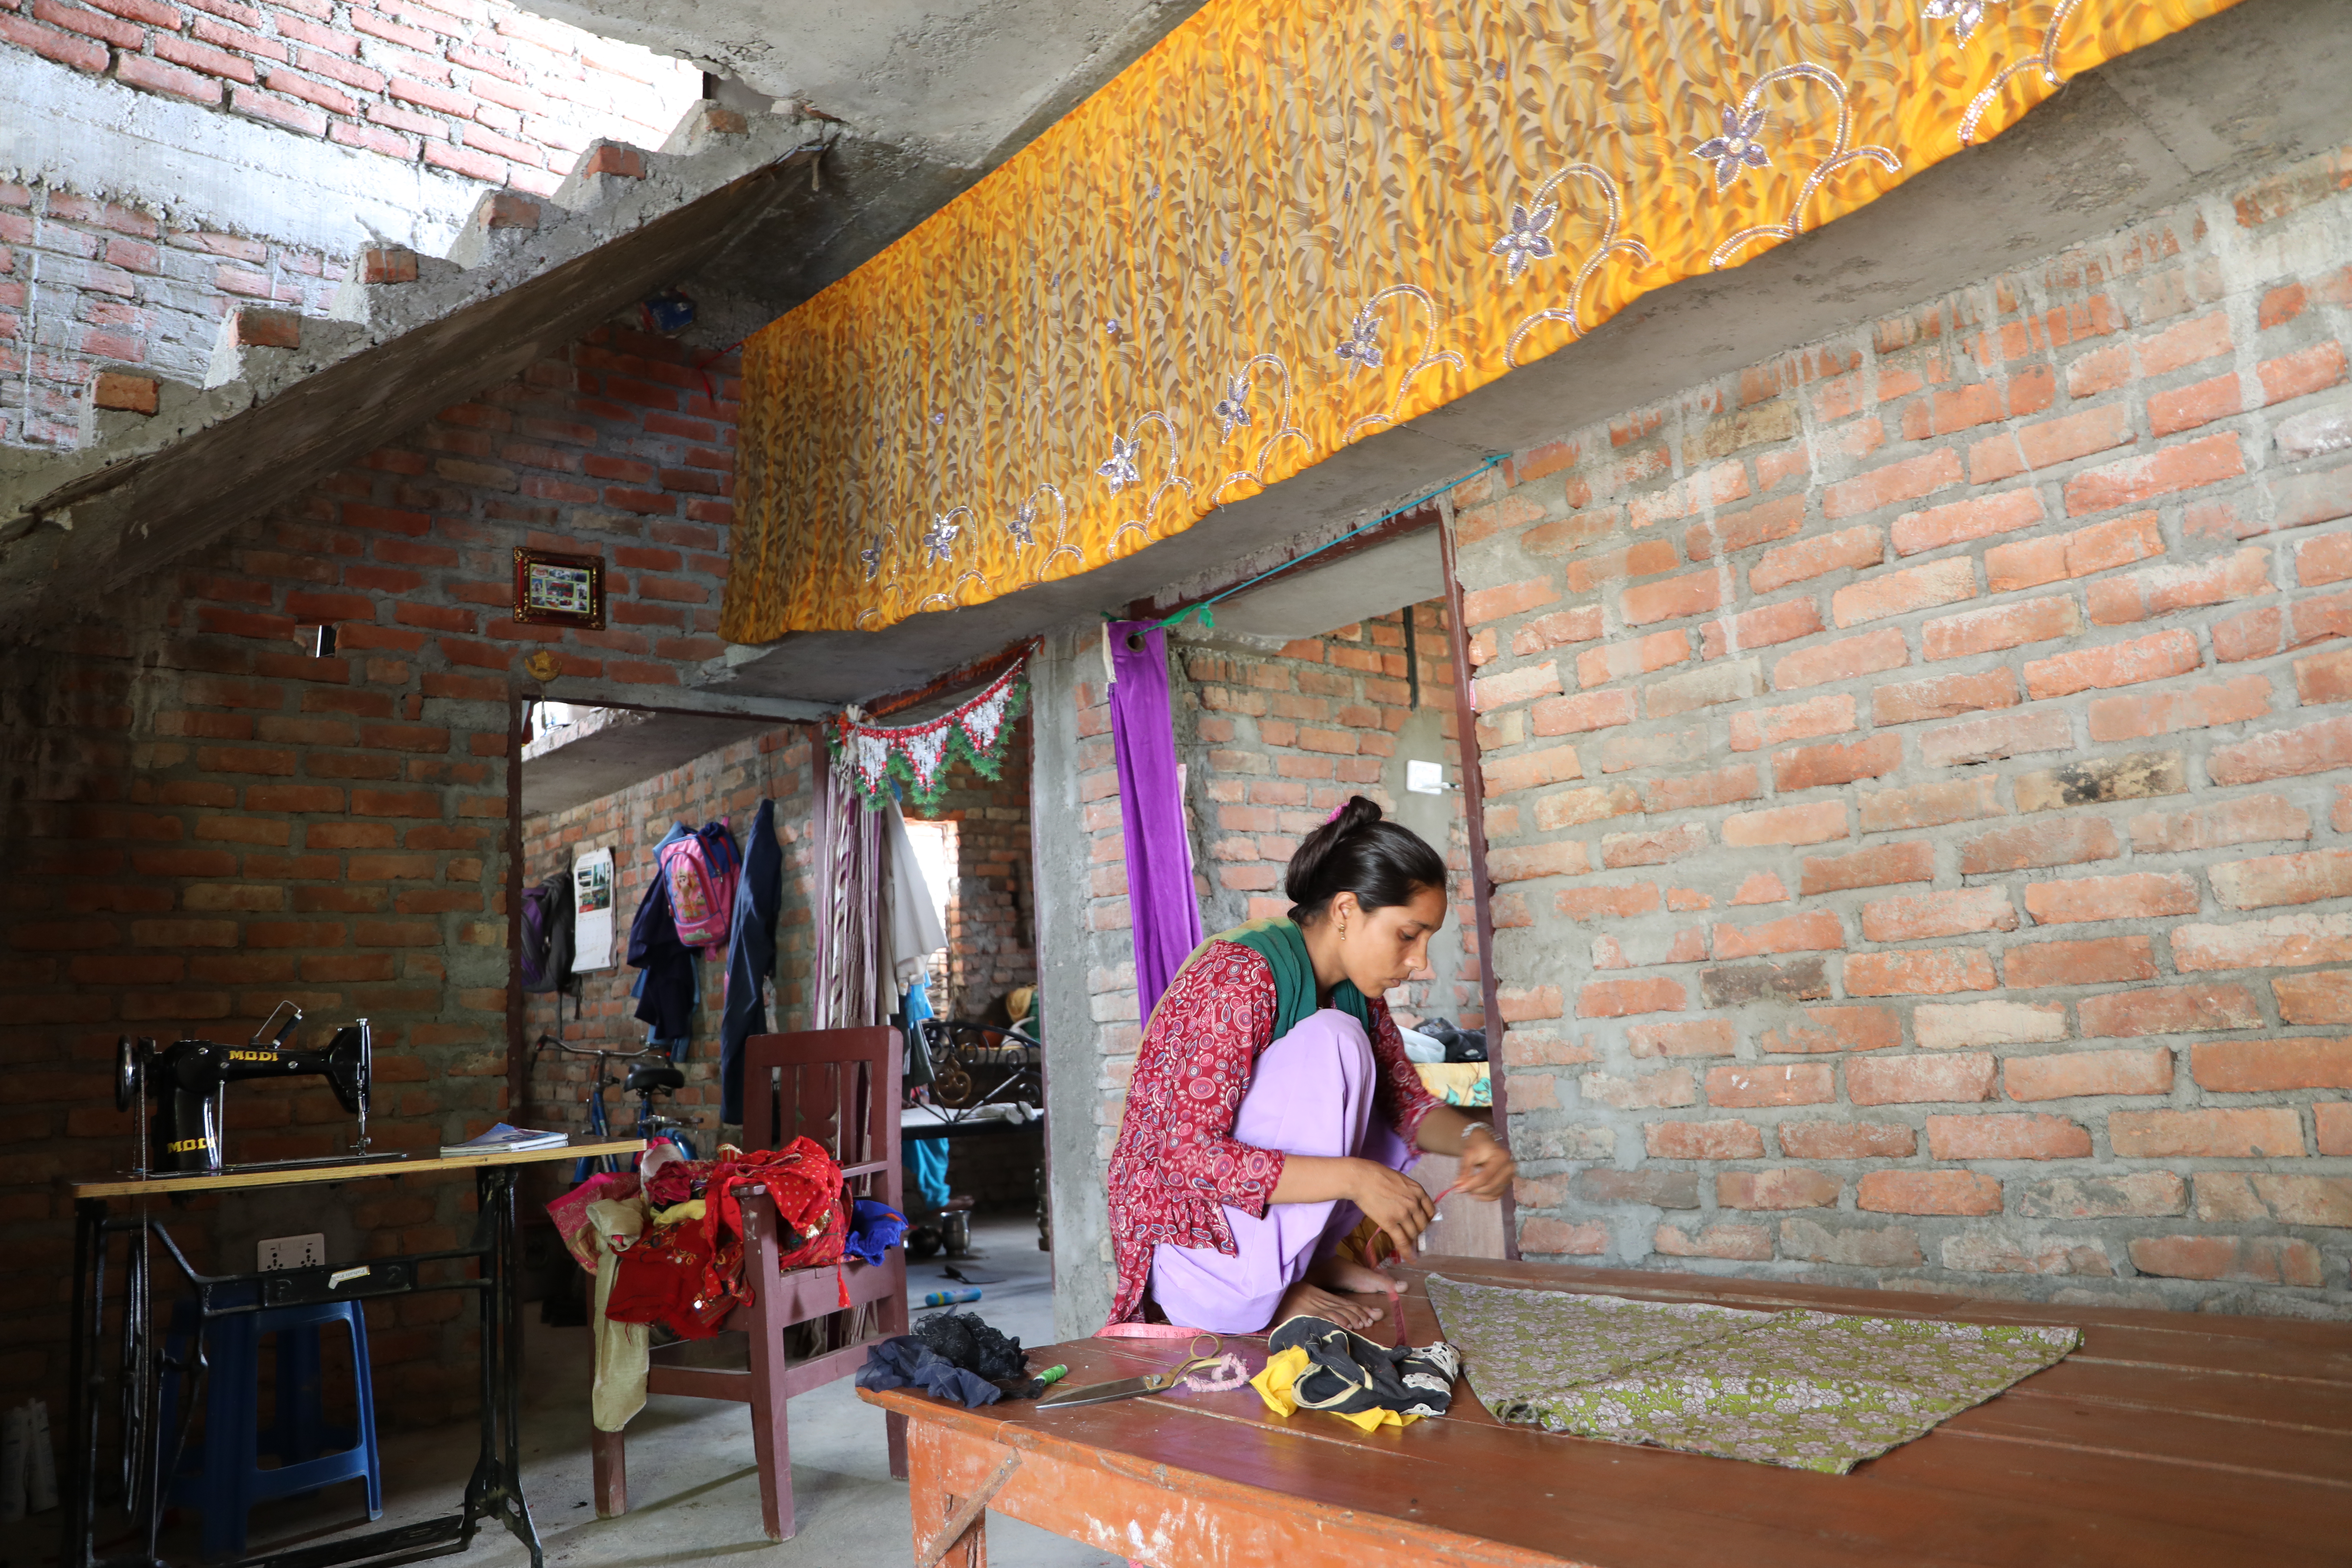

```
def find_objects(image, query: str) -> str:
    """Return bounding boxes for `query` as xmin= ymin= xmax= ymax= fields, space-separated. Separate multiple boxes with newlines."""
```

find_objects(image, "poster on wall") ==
xmin=573 ymin=848 xmax=615 ymax=971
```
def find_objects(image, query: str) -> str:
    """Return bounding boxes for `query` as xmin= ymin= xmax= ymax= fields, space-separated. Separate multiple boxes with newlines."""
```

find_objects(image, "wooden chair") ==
xmin=590 ymin=1027 xmax=910 ymax=1540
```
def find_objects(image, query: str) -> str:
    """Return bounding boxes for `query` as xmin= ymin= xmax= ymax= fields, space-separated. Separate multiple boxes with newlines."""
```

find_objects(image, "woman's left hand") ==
xmin=1457 ymin=1125 xmax=1514 ymax=1199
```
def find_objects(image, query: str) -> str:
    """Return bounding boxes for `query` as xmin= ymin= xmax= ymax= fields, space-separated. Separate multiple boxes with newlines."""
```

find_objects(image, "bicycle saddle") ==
xmin=625 ymin=1063 xmax=685 ymax=1093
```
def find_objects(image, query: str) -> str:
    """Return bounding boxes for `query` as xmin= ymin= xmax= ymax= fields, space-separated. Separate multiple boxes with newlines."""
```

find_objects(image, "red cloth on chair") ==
xmin=604 ymin=1139 xmax=851 ymax=1336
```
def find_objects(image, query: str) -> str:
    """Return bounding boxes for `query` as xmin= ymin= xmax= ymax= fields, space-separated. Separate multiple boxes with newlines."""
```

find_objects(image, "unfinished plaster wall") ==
xmin=1449 ymin=139 xmax=2352 ymax=1316
xmin=0 ymin=0 xmax=701 ymax=447
xmin=517 ymin=722 xmax=815 ymax=1143
xmin=2 ymin=315 xmax=748 ymax=1421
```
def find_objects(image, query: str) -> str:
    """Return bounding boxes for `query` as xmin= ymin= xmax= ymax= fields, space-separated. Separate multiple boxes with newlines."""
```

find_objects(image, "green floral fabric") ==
xmin=1426 ymin=1276 xmax=2078 ymax=1475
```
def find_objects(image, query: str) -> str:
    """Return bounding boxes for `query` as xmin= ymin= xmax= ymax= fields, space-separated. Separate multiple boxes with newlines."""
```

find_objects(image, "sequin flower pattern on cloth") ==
xmin=721 ymin=0 xmax=2238 ymax=640
xmin=1426 ymin=1276 xmax=2078 ymax=1475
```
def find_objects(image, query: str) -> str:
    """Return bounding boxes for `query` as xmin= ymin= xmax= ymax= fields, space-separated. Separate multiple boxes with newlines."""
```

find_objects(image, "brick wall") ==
xmin=3 ymin=316 xmax=745 ymax=1421
xmin=1074 ymin=604 xmax=1479 ymax=1180
xmin=908 ymin=714 xmax=1035 ymax=1022
xmin=518 ymin=724 xmax=816 ymax=1141
xmin=0 ymin=0 xmax=700 ymax=446
xmin=1448 ymin=139 xmax=2352 ymax=1315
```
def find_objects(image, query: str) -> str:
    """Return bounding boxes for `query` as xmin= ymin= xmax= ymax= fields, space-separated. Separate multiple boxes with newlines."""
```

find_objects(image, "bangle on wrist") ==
xmin=1461 ymin=1121 xmax=1502 ymax=1152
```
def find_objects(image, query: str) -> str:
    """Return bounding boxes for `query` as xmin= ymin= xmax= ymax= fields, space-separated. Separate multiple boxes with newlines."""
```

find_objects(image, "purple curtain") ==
xmin=1110 ymin=621 xmax=1204 ymax=1021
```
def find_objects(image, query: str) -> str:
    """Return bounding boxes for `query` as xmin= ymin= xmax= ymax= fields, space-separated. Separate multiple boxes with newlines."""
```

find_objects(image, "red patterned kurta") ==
xmin=1102 ymin=941 xmax=1441 ymax=1325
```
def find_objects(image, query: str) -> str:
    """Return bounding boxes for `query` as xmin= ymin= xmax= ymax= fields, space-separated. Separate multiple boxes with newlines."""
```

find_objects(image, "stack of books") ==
xmin=441 ymin=1124 xmax=569 ymax=1157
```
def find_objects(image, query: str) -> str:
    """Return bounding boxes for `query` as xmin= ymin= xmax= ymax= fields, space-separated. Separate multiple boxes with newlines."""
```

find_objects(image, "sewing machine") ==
xmin=114 ymin=1002 xmax=387 ymax=1176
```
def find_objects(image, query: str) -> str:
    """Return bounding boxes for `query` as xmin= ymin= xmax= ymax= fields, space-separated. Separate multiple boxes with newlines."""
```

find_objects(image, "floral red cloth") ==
xmin=1102 ymin=940 xmax=1441 ymax=1326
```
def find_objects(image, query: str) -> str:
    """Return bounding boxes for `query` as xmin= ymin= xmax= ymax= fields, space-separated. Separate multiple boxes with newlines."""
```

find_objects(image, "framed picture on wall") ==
xmin=512 ymin=547 xmax=606 ymax=630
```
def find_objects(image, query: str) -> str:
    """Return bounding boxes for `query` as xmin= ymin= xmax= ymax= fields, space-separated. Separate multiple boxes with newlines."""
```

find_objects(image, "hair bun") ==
xmin=1282 ymin=794 xmax=1444 ymax=918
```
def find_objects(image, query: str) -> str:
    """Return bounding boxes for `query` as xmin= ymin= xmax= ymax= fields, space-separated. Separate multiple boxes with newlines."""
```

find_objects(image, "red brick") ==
xmin=1637 ymin=763 xmax=1760 ymax=815
xmin=1778 ymin=1121 xmax=1915 ymax=1158
xmin=1628 ymin=1019 xmax=1738 ymax=1059
xmin=1576 ymin=977 xmax=1685 ymax=1017
xmin=1923 ymin=596 xmax=2083 ymax=660
xmin=1619 ymin=568 xmax=1722 ymax=626
xmin=1861 ymin=887 xmax=2017 ymax=943
xmin=1986 ymin=512 xmax=2164 ymax=594
xmin=2109 ymin=1107 xmax=2303 ymax=1158
xmin=1511 ymin=607 xmax=1604 ymax=656
xmin=1643 ymin=1120 xmax=1766 ymax=1159
xmin=1832 ymin=557 xmax=1976 ymax=629
xmin=1824 ymin=448 xmax=1961 ymax=520
xmin=1857 ymin=775 xmax=2001 ymax=832
xmin=2260 ymin=341 xmax=2350 ymax=406
xmin=2092 ymin=547 xmax=2274 ymax=627
xmin=1575 ymin=630 xmax=1685 ymax=689
xmin=2211 ymin=848 xmax=2352 ymax=910
xmin=2064 ymin=433 xmax=2246 ymax=517
xmin=2077 ymin=983 xmax=2261 ymax=1040
xmin=1486 ymin=840 xmax=1590 ymax=883
xmin=1462 ymin=575 xmax=1559 ymax=626
xmin=2148 ymin=371 xmax=2242 ymax=437
xmin=1926 ymin=1113 xmax=2092 ymax=1161
xmin=1798 ymin=841 xmax=1934 ymax=896
xmin=2088 ymin=676 xmax=2272 ymax=742
xmin=1721 ymin=800 xmax=1847 ymax=847
xmin=1685 ymin=495 xmax=1805 ymax=561
xmin=2298 ymin=645 xmax=2352 ymax=706
xmin=1889 ymin=488 xmax=2045 ymax=556
xmin=1710 ymin=910 xmax=1843 ymax=960
xmin=2275 ymin=971 xmax=2352 ymax=1026
xmin=154 ymin=33 xmax=260 ymax=82
xmin=1645 ymin=660 xmax=1764 ymax=717
xmin=2022 ymin=629 xmax=2201 ymax=700
xmin=2128 ymin=1235 xmax=2322 ymax=1288
xmin=2023 ymin=872 xmax=2199 ymax=925
xmin=2211 ymin=589 xmax=2352 ymax=664
xmin=2002 ymin=935 xmax=2158 ymax=989
xmin=1520 ymin=1218 xmax=1610 ymax=1256
xmin=1698 ymin=597 xmax=1822 ymax=659
xmin=1871 ymin=670 xmax=2018 ymax=727
xmin=1920 ymin=708 xmax=2072 ymax=767
xmin=1653 ymin=1224 xmax=1774 ymax=1260
xmin=2209 ymin=715 xmax=2352 ymax=786
xmin=1770 ymin=734 xmax=1900 ymax=793
xmin=1771 ymin=628 xmax=1908 ymax=691
xmin=1472 ymin=662 xmax=1562 ymax=710
xmin=1563 ymin=541 xmax=1677 ymax=595
xmin=1555 ymin=883 xmax=1665 ymax=922
xmin=1600 ymin=729 xmax=1710 ymax=776
xmin=2190 ymin=1036 xmax=2352 ymax=1092
xmin=1527 ymin=688 xmax=1633 ymax=737
xmin=1718 ymin=1169 xmax=1841 ymax=1210
xmin=2319 ymin=1101 xmax=2352 ymax=1156
xmin=1843 ymin=948 xmax=1999 ymax=997
xmin=1728 ymin=693 xmax=1855 ymax=752
xmin=1532 ymin=783 xmax=1642 ymax=830
xmin=2297 ymin=530 xmax=2352 ymax=588
xmin=0 ymin=12 xmax=112 ymax=70
xmin=1701 ymin=1062 xmax=1833 ymax=1108
xmin=1956 ymin=818 xmax=2120 ymax=876
xmin=115 ymin=53 xmax=227 ymax=105
xmin=1847 ymin=1052 xmax=1997 ymax=1103
xmin=1482 ymin=744 xmax=1583 ymax=797
xmin=1857 ymin=1170 xmax=2001 ymax=1216
xmin=1750 ymin=526 xmax=1883 ymax=593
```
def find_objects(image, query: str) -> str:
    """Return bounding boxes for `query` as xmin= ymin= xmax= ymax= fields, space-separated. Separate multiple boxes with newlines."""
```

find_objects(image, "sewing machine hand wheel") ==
xmin=115 ymin=1035 xmax=149 ymax=1111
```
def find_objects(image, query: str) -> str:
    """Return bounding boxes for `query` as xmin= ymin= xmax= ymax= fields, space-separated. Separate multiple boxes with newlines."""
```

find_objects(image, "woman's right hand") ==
xmin=1350 ymin=1159 xmax=1437 ymax=1260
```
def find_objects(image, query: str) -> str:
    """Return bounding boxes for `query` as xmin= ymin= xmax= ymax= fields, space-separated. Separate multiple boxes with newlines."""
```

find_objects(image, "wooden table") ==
xmin=64 ymin=1140 xmax=644 ymax=1568
xmin=860 ymin=1255 xmax=2352 ymax=1567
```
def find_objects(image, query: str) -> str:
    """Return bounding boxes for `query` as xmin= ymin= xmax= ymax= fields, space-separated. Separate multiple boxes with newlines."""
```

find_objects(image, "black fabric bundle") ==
xmin=1417 ymin=1017 xmax=1488 ymax=1063
xmin=1270 ymin=1314 xmax=1462 ymax=1420
xmin=915 ymin=1310 xmax=1027 ymax=1380
xmin=855 ymin=1337 xmax=1002 ymax=1407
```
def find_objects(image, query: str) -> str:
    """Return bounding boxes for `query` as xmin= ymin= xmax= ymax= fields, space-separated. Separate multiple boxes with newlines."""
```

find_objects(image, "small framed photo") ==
xmin=512 ymin=548 xmax=605 ymax=630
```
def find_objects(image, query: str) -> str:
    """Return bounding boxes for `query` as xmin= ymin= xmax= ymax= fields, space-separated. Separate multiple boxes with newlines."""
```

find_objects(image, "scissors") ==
xmin=1036 ymin=1335 xmax=1226 ymax=1410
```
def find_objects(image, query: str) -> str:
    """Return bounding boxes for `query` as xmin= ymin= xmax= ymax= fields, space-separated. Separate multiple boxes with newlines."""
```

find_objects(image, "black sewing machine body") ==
xmin=117 ymin=1007 xmax=374 ymax=1175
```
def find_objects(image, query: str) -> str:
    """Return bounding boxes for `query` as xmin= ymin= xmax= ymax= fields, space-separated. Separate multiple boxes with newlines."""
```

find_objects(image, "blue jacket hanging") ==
xmin=719 ymin=798 xmax=782 ymax=1124
xmin=629 ymin=822 xmax=699 ymax=1054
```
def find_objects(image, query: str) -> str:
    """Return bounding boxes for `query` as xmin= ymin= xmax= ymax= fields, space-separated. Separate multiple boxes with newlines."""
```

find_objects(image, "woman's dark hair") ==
xmin=1284 ymin=795 xmax=1447 ymax=924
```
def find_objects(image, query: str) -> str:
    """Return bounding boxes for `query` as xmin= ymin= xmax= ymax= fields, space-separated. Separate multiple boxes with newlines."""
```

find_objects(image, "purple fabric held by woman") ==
xmin=1109 ymin=621 xmax=1204 ymax=1019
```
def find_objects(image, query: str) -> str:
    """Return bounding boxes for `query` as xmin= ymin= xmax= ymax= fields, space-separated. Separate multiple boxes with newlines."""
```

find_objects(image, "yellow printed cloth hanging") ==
xmin=722 ymin=0 xmax=2237 ymax=642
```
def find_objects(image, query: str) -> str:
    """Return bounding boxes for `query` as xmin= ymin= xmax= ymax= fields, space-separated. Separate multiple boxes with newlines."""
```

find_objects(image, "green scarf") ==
xmin=1148 ymin=916 xmax=1374 ymax=1041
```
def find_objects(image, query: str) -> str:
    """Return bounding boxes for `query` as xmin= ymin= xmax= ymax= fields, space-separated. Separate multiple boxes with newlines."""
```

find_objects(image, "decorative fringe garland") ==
xmin=828 ymin=661 xmax=1029 ymax=811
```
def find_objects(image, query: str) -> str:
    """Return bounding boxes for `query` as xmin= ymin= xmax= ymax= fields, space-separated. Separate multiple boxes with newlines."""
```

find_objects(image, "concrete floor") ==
xmin=211 ymin=1214 xmax=1123 ymax=1568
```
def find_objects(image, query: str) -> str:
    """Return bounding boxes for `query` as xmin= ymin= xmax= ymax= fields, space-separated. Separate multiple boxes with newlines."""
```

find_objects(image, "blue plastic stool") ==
xmin=159 ymin=1291 xmax=384 ymax=1560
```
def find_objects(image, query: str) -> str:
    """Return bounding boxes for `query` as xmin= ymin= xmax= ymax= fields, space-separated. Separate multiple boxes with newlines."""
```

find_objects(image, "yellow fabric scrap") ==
xmin=652 ymin=1199 xmax=706 ymax=1226
xmin=1249 ymin=1345 xmax=1419 ymax=1433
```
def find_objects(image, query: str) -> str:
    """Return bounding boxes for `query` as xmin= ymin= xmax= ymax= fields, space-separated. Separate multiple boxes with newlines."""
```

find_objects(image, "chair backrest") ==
xmin=740 ymin=1028 xmax=902 ymax=1211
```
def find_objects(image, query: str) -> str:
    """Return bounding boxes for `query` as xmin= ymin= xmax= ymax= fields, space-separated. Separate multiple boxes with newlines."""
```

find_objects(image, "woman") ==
xmin=1102 ymin=796 xmax=1516 ymax=1335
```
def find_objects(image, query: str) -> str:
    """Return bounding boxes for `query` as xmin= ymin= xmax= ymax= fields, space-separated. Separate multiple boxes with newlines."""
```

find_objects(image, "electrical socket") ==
xmin=257 ymin=1233 xmax=326 ymax=1272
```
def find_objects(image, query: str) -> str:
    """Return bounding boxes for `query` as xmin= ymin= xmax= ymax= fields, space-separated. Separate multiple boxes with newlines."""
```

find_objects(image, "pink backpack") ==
xmin=659 ymin=822 xmax=741 ymax=947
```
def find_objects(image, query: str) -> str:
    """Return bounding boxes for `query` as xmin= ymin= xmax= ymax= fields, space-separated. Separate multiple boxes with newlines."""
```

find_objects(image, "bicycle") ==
xmin=533 ymin=1034 xmax=703 ymax=1181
